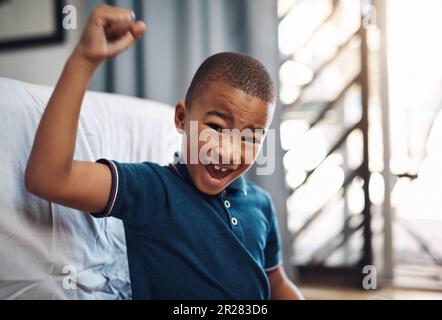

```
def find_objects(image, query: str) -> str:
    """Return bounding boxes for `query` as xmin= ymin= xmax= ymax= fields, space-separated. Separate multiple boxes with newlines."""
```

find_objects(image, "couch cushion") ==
xmin=0 ymin=77 xmax=181 ymax=299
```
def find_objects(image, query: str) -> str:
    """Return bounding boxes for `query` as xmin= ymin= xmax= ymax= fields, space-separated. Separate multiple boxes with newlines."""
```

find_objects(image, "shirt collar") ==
xmin=227 ymin=175 xmax=247 ymax=196
xmin=172 ymin=152 xmax=247 ymax=196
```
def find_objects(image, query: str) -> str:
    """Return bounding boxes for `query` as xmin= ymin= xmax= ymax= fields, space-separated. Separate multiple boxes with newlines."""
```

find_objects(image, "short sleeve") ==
xmin=263 ymin=195 xmax=282 ymax=271
xmin=90 ymin=159 xmax=166 ymax=225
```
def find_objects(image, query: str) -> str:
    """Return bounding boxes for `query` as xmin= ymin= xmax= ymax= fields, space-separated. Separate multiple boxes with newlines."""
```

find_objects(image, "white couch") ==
xmin=0 ymin=77 xmax=181 ymax=299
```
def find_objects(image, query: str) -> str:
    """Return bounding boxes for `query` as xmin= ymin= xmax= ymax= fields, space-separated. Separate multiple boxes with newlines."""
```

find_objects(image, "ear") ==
xmin=174 ymin=100 xmax=187 ymax=133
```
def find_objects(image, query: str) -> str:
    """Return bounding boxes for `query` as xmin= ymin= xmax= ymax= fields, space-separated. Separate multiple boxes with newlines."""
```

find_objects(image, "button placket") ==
xmin=220 ymin=194 xmax=241 ymax=236
xmin=224 ymin=201 xmax=238 ymax=228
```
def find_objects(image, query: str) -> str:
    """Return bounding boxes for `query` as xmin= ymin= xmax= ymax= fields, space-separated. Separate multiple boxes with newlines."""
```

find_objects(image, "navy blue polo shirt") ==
xmin=91 ymin=156 xmax=282 ymax=300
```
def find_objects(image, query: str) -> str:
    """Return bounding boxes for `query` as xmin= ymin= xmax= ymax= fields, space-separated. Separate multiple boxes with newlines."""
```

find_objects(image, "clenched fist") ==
xmin=74 ymin=4 xmax=146 ymax=68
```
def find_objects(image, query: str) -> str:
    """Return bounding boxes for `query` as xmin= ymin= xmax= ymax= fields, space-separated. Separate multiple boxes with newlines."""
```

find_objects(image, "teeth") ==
xmin=211 ymin=164 xmax=229 ymax=173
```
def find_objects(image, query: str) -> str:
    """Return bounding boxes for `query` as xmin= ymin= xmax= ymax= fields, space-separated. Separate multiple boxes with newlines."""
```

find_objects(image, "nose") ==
xmin=211 ymin=135 xmax=242 ymax=168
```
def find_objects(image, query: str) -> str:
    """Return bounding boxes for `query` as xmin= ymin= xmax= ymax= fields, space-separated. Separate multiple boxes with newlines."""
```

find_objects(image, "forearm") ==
xmin=25 ymin=51 xmax=96 ymax=190
xmin=267 ymin=267 xmax=305 ymax=300
xmin=271 ymin=279 xmax=304 ymax=300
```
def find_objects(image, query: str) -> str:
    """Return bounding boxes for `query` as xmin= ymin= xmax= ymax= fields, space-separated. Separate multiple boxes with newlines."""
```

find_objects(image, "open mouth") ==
xmin=205 ymin=164 xmax=233 ymax=181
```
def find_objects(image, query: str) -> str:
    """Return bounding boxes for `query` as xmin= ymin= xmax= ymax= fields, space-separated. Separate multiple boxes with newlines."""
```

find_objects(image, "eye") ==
xmin=207 ymin=123 xmax=223 ymax=132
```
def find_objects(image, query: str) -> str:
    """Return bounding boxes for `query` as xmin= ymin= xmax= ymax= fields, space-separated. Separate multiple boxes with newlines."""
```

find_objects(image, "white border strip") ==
xmin=105 ymin=160 xmax=119 ymax=217
xmin=264 ymin=261 xmax=282 ymax=272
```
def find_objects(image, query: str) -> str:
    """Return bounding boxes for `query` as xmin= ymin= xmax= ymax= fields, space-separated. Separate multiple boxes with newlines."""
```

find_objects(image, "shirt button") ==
xmin=224 ymin=200 xmax=231 ymax=208
xmin=221 ymin=190 xmax=227 ymax=196
xmin=231 ymin=217 xmax=238 ymax=226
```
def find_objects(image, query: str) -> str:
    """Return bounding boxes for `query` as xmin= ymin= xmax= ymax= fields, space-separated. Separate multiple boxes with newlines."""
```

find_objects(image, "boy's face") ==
xmin=175 ymin=81 xmax=274 ymax=195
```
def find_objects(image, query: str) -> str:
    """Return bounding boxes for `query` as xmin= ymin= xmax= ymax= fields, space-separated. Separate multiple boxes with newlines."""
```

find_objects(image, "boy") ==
xmin=25 ymin=4 xmax=303 ymax=299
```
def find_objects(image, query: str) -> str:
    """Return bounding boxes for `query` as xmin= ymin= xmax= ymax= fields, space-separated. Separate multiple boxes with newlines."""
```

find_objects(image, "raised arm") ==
xmin=25 ymin=4 xmax=146 ymax=213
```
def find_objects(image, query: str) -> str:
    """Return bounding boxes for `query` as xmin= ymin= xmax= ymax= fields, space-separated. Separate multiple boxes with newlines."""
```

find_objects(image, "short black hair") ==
xmin=185 ymin=52 xmax=276 ymax=107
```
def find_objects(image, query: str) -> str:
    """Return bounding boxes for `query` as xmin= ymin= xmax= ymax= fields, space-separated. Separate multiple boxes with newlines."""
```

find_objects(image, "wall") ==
xmin=0 ymin=0 xmax=86 ymax=86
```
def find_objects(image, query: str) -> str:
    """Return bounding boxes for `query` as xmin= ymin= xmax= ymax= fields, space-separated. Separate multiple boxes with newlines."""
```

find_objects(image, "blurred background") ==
xmin=1 ymin=0 xmax=441 ymax=299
